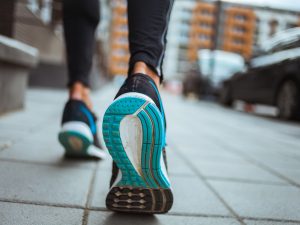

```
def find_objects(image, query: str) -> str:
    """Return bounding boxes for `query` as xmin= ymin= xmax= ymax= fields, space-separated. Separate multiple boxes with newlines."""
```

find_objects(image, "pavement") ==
xmin=1 ymin=85 xmax=300 ymax=225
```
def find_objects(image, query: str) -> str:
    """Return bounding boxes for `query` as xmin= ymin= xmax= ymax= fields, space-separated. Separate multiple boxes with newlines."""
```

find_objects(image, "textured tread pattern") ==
xmin=103 ymin=96 xmax=173 ymax=213
xmin=106 ymin=186 xmax=173 ymax=214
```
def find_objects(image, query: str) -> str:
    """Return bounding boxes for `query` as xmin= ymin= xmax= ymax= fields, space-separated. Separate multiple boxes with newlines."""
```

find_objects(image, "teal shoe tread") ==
xmin=58 ymin=131 xmax=91 ymax=157
xmin=103 ymin=97 xmax=170 ymax=189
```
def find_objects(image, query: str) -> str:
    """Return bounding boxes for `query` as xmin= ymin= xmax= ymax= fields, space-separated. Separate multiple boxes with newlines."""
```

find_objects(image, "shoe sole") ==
xmin=103 ymin=93 xmax=173 ymax=214
xmin=58 ymin=122 xmax=105 ymax=159
xmin=59 ymin=131 xmax=92 ymax=158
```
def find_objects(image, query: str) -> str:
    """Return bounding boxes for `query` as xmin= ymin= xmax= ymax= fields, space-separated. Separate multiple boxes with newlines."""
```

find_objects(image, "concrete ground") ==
xmin=1 ymin=85 xmax=300 ymax=225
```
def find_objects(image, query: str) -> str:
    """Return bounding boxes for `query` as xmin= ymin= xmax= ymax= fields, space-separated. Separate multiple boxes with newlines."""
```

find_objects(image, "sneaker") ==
xmin=103 ymin=74 xmax=173 ymax=214
xmin=58 ymin=99 xmax=106 ymax=159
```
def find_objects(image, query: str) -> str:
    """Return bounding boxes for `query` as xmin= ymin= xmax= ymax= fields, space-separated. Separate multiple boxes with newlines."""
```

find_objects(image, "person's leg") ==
xmin=127 ymin=0 xmax=174 ymax=86
xmin=58 ymin=0 xmax=105 ymax=159
xmin=104 ymin=0 xmax=174 ymax=214
xmin=63 ymin=0 xmax=100 ymax=109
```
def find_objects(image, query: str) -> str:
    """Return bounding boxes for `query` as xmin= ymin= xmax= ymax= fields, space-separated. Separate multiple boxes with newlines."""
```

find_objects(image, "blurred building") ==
xmin=188 ymin=2 xmax=216 ymax=62
xmin=0 ymin=0 xmax=112 ymax=88
xmin=222 ymin=7 xmax=256 ymax=59
xmin=4 ymin=0 xmax=299 ymax=82
xmin=253 ymin=8 xmax=300 ymax=53
xmin=105 ymin=0 xmax=300 ymax=80
xmin=163 ymin=0 xmax=300 ymax=80
xmin=13 ymin=0 xmax=64 ymax=64
xmin=10 ymin=0 xmax=68 ymax=87
xmin=165 ymin=1 xmax=255 ymax=79
xmin=163 ymin=0 xmax=196 ymax=80
xmin=108 ymin=0 xmax=129 ymax=77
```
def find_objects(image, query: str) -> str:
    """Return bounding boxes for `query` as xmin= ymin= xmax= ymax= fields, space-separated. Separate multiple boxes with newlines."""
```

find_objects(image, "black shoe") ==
xmin=58 ymin=99 xmax=106 ymax=159
xmin=103 ymin=74 xmax=173 ymax=214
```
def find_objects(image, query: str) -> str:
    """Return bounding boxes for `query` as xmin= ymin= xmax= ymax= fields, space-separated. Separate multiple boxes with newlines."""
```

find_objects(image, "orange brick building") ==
xmin=188 ymin=2 xmax=216 ymax=61
xmin=223 ymin=7 xmax=256 ymax=60
xmin=188 ymin=2 xmax=256 ymax=62
xmin=108 ymin=0 xmax=130 ymax=77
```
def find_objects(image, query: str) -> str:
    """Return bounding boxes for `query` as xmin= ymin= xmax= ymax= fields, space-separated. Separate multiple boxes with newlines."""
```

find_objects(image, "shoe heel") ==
xmin=58 ymin=121 xmax=93 ymax=157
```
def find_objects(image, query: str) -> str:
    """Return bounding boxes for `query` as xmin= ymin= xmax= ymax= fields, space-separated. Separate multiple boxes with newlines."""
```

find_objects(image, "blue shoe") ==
xmin=103 ymin=74 xmax=173 ymax=214
xmin=58 ymin=100 xmax=106 ymax=159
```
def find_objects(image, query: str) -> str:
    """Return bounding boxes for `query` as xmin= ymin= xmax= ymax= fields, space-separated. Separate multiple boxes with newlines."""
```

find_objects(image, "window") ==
xmin=201 ymin=9 xmax=212 ymax=17
xmin=233 ymin=38 xmax=244 ymax=45
xmin=269 ymin=19 xmax=278 ymax=37
xmin=200 ymin=22 xmax=211 ymax=29
xmin=199 ymin=34 xmax=209 ymax=41
xmin=233 ymin=26 xmax=246 ymax=34
xmin=234 ymin=14 xmax=247 ymax=22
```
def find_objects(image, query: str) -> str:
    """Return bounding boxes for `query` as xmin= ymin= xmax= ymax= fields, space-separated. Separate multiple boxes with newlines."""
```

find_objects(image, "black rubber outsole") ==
xmin=106 ymin=186 xmax=173 ymax=214
xmin=63 ymin=153 xmax=100 ymax=160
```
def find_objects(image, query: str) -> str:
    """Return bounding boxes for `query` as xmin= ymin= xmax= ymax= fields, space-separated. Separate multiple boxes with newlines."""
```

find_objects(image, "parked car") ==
xmin=183 ymin=50 xmax=245 ymax=99
xmin=198 ymin=49 xmax=245 ymax=95
xmin=220 ymin=28 xmax=300 ymax=120
xmin=182 ymin=67 xmax=211 ymax=98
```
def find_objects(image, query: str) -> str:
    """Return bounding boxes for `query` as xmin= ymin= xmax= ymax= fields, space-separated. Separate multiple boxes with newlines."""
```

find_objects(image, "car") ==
xmin=197 ymin=49 xmax=246 ymax=96
xmin=220 ymin=28 xmax=300 ymax=120
xmin=182 ymin=66 xmax=211 ymax=99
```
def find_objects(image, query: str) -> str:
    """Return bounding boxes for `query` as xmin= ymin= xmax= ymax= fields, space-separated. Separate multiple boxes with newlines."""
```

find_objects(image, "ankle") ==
xmin=132 ymin=62 xmax=160 ymax=88
xmin=69 ymin=82 xmax=93 ymax=109
xmin=69 ymin=82 xmax=84 ymax=100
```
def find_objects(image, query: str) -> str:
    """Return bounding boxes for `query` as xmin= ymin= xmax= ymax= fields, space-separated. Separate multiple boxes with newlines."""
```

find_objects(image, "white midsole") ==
xmin=161 ymin=146 xmax=170 ymax=184
xmin=60 ymin=121 xmax=93 ymax=142
xmin=120 ymin=114 xmax=144 ymax=177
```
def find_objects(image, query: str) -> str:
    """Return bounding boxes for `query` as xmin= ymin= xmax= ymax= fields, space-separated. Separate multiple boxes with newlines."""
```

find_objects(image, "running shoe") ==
xmin=58 ymin=99 xmax=106 ymax=159
xmin=103 ymin=74 xmax=173 ymax=214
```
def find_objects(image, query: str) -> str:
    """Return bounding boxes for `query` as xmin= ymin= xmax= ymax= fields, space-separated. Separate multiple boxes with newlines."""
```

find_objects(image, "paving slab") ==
xmin=88 ymin=211 xmax=241 ymax=225
xmin=244 ymin=220 xmax=300 ymax=225
xmin=187 ymin=151 xmax=246 ymax=164
xmin=1 ymin=88 xmax=300 ymax=224
xmin=90 ymin=171 xmax=230 ymax=215
xmin=0 ymin=105 xmax=55 ymax=130
xmin=0 ymin=123 xmax=33 ymax=142
xmin=210 ymin=180 xmax=300 ymax=221
xmin=276 ymin=168 xmax=300 ymax=184
xmin=97 ymin=156 xmax=114 ymax=171
xmin=90 ymin=171 xmax=112 ymax=209
xmin=166 ymin=147 xmax=196 ymax=177
xmin=0 ymin=202 xmax=83 ymax=225
xmin=0 ymin=136 xmax=99 ymax=170
xmin=0 ymin=161 xmax=93 ymax=206
xmin=169 ymin=176 xmax=231 ymax=215
xmin=194 ymin=161 xmax=285 ymax=184
xmin=244 ymin=152 xmax=300 ymax=171
xmin=170 ymin=140 xmax=244 ymax=159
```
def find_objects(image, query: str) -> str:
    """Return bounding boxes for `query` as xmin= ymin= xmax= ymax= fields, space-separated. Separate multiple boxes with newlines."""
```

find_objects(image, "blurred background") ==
xmin=1 ymin=1 xmax=300 ymax=223
xmin=1 ymin=0 xmax=300 ymax=121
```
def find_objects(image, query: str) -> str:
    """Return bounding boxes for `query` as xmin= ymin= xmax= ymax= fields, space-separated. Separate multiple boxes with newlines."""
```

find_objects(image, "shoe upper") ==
xmin=115 ymin=73 xmax=166 ymax=129
xmin=61 ymin=99 xmax=102 ymax=149
xmin=110 ymin=73 xmax=168 ymax=187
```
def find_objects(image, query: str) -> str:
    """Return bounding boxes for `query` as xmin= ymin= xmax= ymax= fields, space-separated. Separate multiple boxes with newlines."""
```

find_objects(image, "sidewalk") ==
xmin=1 ymin=85 xmax=300 ymax=225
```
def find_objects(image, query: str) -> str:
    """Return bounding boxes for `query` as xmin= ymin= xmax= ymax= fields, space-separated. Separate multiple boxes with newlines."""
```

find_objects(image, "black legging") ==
xmin=63 ymin=0 xmax=174 ymax=87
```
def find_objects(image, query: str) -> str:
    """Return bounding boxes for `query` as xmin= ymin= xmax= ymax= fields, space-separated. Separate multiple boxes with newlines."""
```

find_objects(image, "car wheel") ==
xmin=220 ymin=84 xmax=233 ymax=107
xmin=277 ymin=80 xmax=300 ymax=120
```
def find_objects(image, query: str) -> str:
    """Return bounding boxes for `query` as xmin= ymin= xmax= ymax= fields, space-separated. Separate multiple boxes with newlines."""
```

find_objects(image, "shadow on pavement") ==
xmin=101 ymin=212 xmax=160 ymax=225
